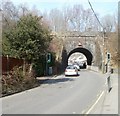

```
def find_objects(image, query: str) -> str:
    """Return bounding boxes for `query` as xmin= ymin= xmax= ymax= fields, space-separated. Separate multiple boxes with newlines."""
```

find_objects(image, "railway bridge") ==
xmin=56 ymin=31 xmax=105 ymax=71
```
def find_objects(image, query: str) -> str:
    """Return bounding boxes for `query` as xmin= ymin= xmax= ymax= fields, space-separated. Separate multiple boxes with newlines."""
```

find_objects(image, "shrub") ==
xmin=2 ymin=65 xmax=39 ymax=97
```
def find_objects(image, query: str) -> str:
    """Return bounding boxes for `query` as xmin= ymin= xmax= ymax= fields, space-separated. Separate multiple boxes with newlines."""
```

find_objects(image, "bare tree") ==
xmin=62 ymin=6 xmax=71 ymax=31
xmin=47 ymin=4 xmax=100 ymax=32
xmin=68 ymin=4 xmax=84 ymax=31
xmin=113 ymin=11 xmax=118 ymax=32
xmin=102 ymin=14 xmax=114 ymax=32
xmin=18 ymin=4 xmax=29 ymax=17
xmin=2 ymin=0 xmax=18 ymax=29
xmin=49 ymin=8 xmax=64 ymax=32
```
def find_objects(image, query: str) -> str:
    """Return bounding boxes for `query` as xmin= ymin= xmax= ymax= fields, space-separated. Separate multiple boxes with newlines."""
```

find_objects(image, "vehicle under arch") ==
xmin=67 ymin=47 xmax=93 ymax=67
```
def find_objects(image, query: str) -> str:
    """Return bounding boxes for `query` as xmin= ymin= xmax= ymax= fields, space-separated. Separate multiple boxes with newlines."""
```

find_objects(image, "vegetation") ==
xmin=2 ymin=65 xmax=39 ymax=97
xmin=4 ymin=14 xmax=52 ymax=61
xmin=2 ymin=1 xmax=54 ymax=96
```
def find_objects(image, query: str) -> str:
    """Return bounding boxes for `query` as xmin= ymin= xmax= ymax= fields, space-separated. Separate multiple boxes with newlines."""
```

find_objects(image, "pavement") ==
xmin=89 ymin=73 xmax=118 ymax=114
xmin=36 ymin=75 xmax=58 ymax=81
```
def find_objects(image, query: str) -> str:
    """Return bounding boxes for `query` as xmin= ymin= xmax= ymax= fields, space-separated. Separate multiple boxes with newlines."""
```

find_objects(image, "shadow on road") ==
xmin=37 ymin=77 xmax=74 ymax=85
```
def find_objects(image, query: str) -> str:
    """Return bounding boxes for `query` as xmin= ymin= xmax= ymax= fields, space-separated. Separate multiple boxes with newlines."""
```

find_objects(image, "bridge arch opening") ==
xmin=67 ymin=47 xmax=93 ymax=66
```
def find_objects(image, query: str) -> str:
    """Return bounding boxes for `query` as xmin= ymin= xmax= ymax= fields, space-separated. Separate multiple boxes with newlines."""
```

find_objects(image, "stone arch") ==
xmin=67 ymin=47 xmax=93 ymax=65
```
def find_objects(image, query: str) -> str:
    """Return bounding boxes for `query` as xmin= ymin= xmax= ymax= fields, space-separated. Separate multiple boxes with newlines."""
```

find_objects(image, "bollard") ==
xmin=107 ymin=76 xmax=112 ymax=92
xmin=111 ymin=68 xmax=113 ymax=74
xmin=106 ymin=53 xmax=112 ymax=92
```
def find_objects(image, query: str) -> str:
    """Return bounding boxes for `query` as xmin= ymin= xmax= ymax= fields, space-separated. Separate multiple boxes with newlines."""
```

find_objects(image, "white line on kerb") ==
xmin=85 ymin=91 xmax=105 ymax=114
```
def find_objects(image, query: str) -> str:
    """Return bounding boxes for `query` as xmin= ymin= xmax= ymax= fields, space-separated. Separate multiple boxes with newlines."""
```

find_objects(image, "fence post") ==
xmin=23 ymin=58 xmax=25 ymax=76
xmin=7 ymin=55 xmax=9 ymax=77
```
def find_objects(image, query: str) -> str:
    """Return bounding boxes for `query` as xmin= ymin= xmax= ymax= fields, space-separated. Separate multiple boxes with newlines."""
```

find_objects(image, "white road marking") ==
xmin=85 ymin=91 xmax=105 ymax=114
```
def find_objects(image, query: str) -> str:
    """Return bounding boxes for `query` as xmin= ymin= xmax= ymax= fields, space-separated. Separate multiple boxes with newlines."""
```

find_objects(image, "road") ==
xmin=2 ymin=70 xmax=106 ymax=114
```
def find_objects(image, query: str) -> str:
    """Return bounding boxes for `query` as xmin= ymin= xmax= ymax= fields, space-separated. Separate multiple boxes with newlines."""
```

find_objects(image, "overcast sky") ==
xmin=10 ymin=0 xmax=118 ymax=17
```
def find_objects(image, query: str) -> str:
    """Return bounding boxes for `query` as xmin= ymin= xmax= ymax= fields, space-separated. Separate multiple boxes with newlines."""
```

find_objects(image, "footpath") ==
xmin=90 ymin=73 xmax=118 ymax=114
xmin=36 ymin=75 xmax=58 ymax=81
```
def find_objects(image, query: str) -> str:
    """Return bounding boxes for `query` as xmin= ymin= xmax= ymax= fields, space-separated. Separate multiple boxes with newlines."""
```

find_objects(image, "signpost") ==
xmin=107 ymin=52 xmax=111 ymax=62
xmin=46 ymin=53 xmax=52 ymax=75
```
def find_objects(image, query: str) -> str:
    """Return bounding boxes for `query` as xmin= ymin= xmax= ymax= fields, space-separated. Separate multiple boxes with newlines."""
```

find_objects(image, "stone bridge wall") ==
xmin=57 ymin=31 xmax=103 ymax=67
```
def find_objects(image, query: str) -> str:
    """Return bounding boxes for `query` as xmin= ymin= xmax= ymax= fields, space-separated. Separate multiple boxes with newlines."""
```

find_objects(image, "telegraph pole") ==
xmin=102 ymin=28 xmax=106 ymax=73
xmin=87 ymin=0 xmax=107 ymax=73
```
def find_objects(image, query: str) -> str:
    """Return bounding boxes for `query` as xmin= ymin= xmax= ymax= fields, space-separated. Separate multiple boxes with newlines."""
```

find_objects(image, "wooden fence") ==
xmin=2 ymin=56 xmax=24 ymax=75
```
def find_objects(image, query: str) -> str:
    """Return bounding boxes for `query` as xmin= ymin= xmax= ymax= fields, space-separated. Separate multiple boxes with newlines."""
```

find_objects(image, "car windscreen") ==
xmin=67 ymin=66 xmax=76 ymax=69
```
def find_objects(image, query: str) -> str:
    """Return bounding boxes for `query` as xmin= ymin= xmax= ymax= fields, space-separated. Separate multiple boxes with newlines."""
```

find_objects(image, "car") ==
xmin=79 ymin=62 xmax=87 ymax=69
xmin=65 ymin=65 xmax=79 ymax=76
xmin=73 ymin=64 xmax=80 ymax=71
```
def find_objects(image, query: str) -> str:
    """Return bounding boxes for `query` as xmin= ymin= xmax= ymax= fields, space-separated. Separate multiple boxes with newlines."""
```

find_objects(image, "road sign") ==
xmin=78 ymin=42 xmax=82 ymax=47
xmin=47 ymin=53 xmax=51 ymax=63
xmin=107 ymin=52 xmax=111 ymax=61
